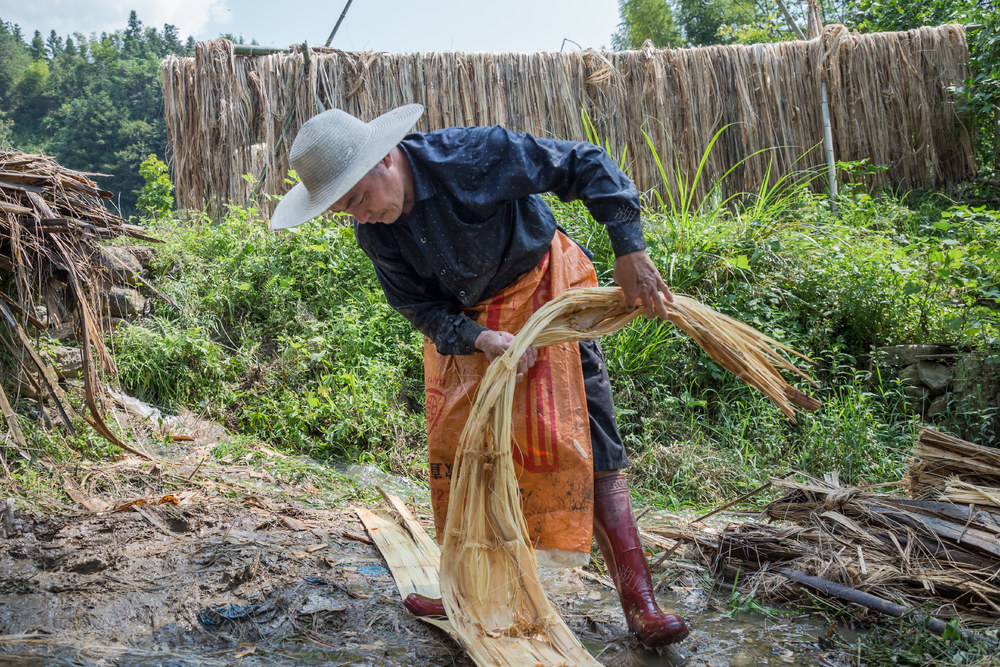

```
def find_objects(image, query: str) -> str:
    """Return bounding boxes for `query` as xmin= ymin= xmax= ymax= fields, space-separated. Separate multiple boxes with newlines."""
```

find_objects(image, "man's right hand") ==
xmin=475 ymin=330 xmax=538 ymax=382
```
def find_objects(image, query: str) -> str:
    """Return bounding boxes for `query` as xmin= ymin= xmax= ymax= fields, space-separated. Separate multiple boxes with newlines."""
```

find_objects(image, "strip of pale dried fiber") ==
xmin=438 ymin=287 xmax=817 ymax=665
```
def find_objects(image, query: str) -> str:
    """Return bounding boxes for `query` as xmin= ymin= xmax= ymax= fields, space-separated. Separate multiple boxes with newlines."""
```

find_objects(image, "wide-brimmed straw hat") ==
xmin=269 ymin=103 xmax=424 ymax=230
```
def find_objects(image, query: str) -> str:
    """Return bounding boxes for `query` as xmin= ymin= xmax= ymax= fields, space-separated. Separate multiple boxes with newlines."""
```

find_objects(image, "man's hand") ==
xmin=613 ymin=249 xmax=674 ymax=320
xmin=475 ymin=330 xmax=538 ymax=382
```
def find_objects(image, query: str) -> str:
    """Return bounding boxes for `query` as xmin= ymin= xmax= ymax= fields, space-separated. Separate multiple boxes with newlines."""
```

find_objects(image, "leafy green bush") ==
xmin=112 ymin=205 xmax=425 ymax=465
xmin=113 ymin=316 xmax=233 ymax=406
xmin=109 ymin=162 xmax=999 ymax=506
xmin=135 ymin=153 xmax=173 ymax=219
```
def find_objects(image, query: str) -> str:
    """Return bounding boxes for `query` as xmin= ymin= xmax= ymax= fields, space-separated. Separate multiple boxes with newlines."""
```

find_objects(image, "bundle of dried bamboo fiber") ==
xmin=439 ymin=287 xmax=819 ymax=665
xmin=907 ymin=427 xmax=1000 ymax=503
xmin=163 ymin=24 xmax=974 ymax=220
xmin=0 ymin=150 xmax=156 ymax=472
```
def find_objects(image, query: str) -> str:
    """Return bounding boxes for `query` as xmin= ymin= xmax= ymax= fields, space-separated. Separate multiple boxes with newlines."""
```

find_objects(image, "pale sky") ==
xmin=1 ymin=0 xmax=623 ymax=53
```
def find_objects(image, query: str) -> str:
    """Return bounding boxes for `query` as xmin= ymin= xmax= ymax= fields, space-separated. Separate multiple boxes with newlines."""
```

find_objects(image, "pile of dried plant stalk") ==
xmin=162 ymin=24 xmax=975 ymax=219
xmin=652 ymin=440 xmax=1000 ymax=630
xmin=440 ymin=287 xmax=819 ymax=665
xmin=907 ymin=426 xmax=1000 ymax=505
xmin=0 ymin=150 xmax=157 ymax=473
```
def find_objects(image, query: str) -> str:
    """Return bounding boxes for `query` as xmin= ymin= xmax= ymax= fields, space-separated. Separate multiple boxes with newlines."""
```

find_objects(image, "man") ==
xmin=270 ymin=104 xmax=689 ymax=647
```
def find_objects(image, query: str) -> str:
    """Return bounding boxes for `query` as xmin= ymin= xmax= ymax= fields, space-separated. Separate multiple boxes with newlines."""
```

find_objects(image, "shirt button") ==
xmin=420 ymin=237 xmax=427 ymax=243
xmin=439 ymin=269 xmax=446 ymax=275
xmin=459 ymin=291 xmax=466 ymax=297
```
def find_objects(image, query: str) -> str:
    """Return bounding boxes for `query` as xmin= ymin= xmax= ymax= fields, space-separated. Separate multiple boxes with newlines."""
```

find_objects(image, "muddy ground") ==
xmin=0 ymin=410 xmax=853 ymax=666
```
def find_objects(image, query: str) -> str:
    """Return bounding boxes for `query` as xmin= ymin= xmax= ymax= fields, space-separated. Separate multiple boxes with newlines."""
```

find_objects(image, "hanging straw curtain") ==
xmin=162 ymin=25 xmax=975 ymax=218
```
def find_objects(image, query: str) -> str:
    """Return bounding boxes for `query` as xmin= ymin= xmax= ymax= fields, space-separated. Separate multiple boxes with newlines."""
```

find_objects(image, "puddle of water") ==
xmin=335 ymin=462 xmax=430 ymax=504
xmin=538 ymin=565 xmax=848 ymax=666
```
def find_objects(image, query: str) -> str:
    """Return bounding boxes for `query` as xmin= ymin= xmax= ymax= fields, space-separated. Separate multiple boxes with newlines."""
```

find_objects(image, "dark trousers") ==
xmin=579 ymin=339 xmax=629 ymax=471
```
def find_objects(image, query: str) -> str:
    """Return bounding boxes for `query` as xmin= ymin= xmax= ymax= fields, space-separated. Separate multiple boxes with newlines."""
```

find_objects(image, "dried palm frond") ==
xmin=440 ymin=287 xmax=818 ymax=665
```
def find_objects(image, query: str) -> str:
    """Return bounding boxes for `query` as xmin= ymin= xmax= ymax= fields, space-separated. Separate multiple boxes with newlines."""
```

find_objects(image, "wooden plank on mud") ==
xmin=356 ymin=497 xmax=453 ymax=640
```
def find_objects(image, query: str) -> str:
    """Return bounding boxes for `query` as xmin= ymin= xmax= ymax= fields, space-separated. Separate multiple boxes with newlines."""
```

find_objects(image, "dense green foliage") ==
xmin=136 ymin=153 xmax=174 ymax=218
xmin=612 ymin=0 xmax=684 ymax=49
xmin=103 ymin=163 xmax=998 ymax=506
xmin=613 ymin=0 xmax=800 ymax=48
xmin=110 ymin=201 xmax=426 ymax=469
xmin=0 ymin=12 xmax=193 ymax=215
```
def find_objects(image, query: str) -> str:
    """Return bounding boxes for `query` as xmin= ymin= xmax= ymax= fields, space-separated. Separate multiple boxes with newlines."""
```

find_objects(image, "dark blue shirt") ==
xmin=354 ymin=125 xmax=647 ymax=355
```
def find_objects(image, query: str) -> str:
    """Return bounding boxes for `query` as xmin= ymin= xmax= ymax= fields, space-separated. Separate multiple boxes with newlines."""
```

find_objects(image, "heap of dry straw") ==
xmin=0 ymin=150 xmax=156 ymax=471
xmin=907 ymin=426 xmax=1000 ymax=503
xmin=653 ymin=427 xmax=1000 ymax=629
xmin=440 ymin=287 xmax=819 ymax=664
xmin=162 ymin=24 xmax=974 ymax=219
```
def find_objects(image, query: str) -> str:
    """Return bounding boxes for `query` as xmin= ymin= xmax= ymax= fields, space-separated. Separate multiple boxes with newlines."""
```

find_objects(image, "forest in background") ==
xmin=0 ymin=11 xmax=264 ymax=215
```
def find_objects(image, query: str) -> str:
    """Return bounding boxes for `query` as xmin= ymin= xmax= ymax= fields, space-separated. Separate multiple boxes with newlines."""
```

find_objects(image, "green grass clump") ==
xmin=556 ymin=143 xmax=998 ymax=502
xmin=108 ymin=206 xmax=425 ymax=466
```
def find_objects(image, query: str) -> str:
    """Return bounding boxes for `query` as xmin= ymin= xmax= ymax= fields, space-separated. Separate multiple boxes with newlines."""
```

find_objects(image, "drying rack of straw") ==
xmin=163 ymin=24 xmax=974 ymax=220
xmin=438 ymin=286 xmax=820 ymax=665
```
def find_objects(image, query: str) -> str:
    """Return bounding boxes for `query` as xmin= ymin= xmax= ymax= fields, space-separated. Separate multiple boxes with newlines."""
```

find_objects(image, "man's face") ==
xmin=329 ymin=155 xmax=405 ymax=224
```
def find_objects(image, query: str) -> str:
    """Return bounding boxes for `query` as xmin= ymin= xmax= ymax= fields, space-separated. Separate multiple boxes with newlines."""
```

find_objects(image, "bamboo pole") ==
xmin=808 ymin=0 xmax=839 ymax=213
xmin=774 ymin=0 xmax=805 ymax=39
xmin=325 ymin=0 xmax=355 ymax=47
xmin=233 ymin=44 xmax=290 ymax=56
xmin=778 ymin=568 xmax=997 ymax=647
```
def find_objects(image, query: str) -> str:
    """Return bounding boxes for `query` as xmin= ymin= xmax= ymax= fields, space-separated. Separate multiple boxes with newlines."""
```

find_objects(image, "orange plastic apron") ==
xmin=424 ymin=231 xmax=597 ymax=555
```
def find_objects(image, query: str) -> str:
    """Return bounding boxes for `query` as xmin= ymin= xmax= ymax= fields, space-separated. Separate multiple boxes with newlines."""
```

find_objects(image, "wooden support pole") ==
xmin=774 ymin=0 xmax=805 ymax=39
xmin=233 ymin=44 xmax=291 ymax=56
xmin=820 ymin=79 xmax=838 ymax=213
xmin=808 ymin=0 xmax=838 ymax=213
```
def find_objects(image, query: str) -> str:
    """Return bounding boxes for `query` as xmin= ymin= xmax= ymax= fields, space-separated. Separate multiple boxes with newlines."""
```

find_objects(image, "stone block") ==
xmin=916 ymin=360 xmax=952 ymax=395
xmin=48 ymin=321 xmax=76 ymax=342
xmin=97 ymin=245 xmax=143 ymax=282
xmin=876 ymin=345 xmax=942 ymax=367
xmin=897 ymin=364 xmax=922 ymax=387
xmin=48 ymin=345 xmax=83 ymax=379
xmin=927 ymin=395 xmax=949 ymax=418
xmin=107 ymin=287 xmax=146 ymax=320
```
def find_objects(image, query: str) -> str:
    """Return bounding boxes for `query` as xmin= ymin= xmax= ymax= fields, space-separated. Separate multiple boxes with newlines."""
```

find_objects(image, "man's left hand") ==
xmin=475 ymin=329 xmax=538 ymax=383
xmin=613 ymin=249 xmax=674 ymax=320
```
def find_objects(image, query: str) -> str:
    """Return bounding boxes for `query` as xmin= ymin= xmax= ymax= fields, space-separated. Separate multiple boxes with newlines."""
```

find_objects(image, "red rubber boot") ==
xmin=403 ymin=592 xmax=446 ymax=618
xmin=593 ymin=471 xmax=689 ymax=647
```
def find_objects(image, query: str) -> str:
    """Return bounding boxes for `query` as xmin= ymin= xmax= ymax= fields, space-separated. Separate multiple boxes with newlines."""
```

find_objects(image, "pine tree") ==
xmin=29 ymin=30 xmax=45 ymax=60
